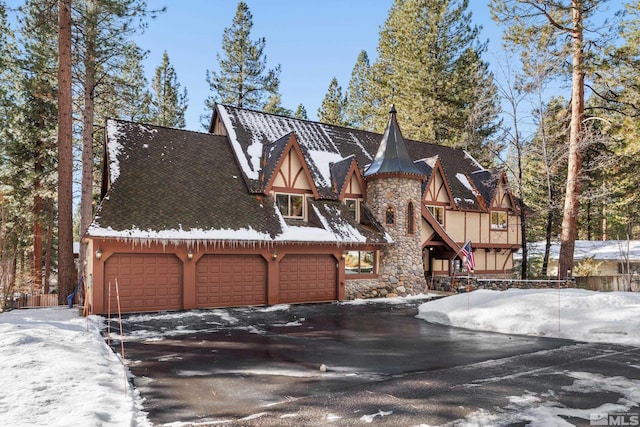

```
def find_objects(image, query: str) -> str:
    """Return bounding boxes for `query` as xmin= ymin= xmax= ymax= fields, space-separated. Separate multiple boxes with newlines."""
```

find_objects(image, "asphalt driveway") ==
xmin=110 ymin=299 xmax=640 ymax=426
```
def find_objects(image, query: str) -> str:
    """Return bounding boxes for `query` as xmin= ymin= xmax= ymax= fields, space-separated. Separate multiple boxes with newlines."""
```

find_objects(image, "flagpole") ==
xmin=451 ymin=240 xmax=469 ymax=293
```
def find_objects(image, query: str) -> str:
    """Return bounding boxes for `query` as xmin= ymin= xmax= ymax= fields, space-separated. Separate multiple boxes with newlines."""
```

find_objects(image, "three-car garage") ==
xmin=100 ymin=249 xmax=340 ymax=314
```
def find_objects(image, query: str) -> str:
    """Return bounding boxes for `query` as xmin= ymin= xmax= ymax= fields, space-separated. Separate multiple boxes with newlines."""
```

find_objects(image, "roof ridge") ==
xmin=106 ymin=117 xmax=214 ymax=137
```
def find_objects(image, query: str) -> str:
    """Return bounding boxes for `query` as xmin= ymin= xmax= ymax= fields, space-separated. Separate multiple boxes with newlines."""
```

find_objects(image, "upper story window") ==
xmin=427 ymin=205 xmax=445 ymax=225
xmin=276 ymin=193 xmax=304 ymax=218
xmin=385 ymin=206 xmax=395 ymax=224
xmin=491 ymin=211 xmax=508 ymax=230
xmin=345 ymin=198 xmax=359 ymax=222
xmin=407 ymin=201 xmax=415 ymax=234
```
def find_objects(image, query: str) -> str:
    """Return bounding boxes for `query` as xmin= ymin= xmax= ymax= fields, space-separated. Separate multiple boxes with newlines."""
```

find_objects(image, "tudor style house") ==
xmin=84 ymin=104 xmax=522 ymax=314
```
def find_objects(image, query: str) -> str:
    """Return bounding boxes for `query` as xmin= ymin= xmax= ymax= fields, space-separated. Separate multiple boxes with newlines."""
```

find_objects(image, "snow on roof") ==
xmin=106 ymin=120 xmax=160 ymax=186
xmin=463 ymin=150 xmax=485 ymax=170
xmin=308 ymin=150 xmax=347 ymax=187
xmin=86 ymin=223 xmax=274 ymax=246
xmin=522 ymin=240 xmax=640 ymax=261
xmin=87 ymin=202 xmax=375 ymax=246
xmin=217 ymin=105 xmax=259 ymax=180
xmin=273 ymin=205 xmax=369 ymax=244
xmin=106 ymin=120 xmax=124 ymax=184
xmin=216 ymin=104 xmax=373 ymax=190
xmin=456 ymin=173 xmax=474 ymax=192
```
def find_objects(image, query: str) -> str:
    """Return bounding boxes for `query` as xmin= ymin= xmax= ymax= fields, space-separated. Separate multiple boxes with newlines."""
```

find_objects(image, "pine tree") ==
xmin=4 ymin=0 xmax=60 ymax=294
xmin=318 ymin=77 xmax=347 ymax=126
xmin=371 ymin=0 xmax=500 ymax=154
xmin=204 ymin=1 xmax=281 ymax=123
xmin=262 ymin=93 xmax=292 ymax=117
xmin=109 ymin=43 xmax=152 ymax=123
xmin=149 ymin=51 xmax=188 ymax=128
xmin=58 ymin=0 xmax=74 ymax=301
xmin=595 ymin=0 xmax=640 ymax=238
xmin=74 ymin=0 xmax=164 ymax=280
xmin=294 ymin=103 xmax=308 ymax=120
xmin=491 ymin=0 xmax=611 ymax=279
xmin=0 ymin=1 xmax=23 ymax=306
xmin=345 ymin=50 xmax=374 ymax=131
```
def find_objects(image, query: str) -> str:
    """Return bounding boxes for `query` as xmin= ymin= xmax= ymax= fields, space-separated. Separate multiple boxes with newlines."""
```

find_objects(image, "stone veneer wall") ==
xmin=428 ymin=276 xmax=576 ymax=292
xmin=345 ymin=277 xmax=576 ymax=299
xmin=362 ymin=176 xmax=428 ymax=297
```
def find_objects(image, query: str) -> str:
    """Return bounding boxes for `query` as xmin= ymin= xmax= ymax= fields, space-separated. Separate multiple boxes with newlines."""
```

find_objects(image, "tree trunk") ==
xmin=32 ymin=195 xmax=43 ymax=293
xmin=519 ymin=199 xmax=527 ymax=278
xmin=57 ymin=0 xmax=74 ymax=304
xmin=44 ymin=199 xmax=54 ymax=293
xmin=542 ymin=205 xmax=553 ymax=277
xmin=558 ymin=1 xmax=585 ymax=280
xmin=80 ymin=2 xmax=97 ymax=281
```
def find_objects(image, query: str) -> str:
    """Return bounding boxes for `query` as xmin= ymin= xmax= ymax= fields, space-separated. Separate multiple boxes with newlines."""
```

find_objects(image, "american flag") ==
xmin=460 ymin=241 xmax=475 ymax=272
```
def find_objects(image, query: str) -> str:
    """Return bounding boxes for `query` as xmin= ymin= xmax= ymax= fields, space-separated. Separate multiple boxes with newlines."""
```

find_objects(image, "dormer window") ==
xmin=276 ymin=193 xmax=304 ymax=218
xmin=345 ymin=198 xmax=359 ymax=222
xmin=491 ymin=211 xmax=507 ymax=230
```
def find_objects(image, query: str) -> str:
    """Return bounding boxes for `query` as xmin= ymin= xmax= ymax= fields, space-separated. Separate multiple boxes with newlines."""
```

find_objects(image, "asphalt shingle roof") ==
xmin=88 ymin=119 xmax=389 ymax=245
xmin=88 ymin=106 xmax=508 ymax=244
xmin=216 ymin=104 xmax=494 ymax=211
xmin=89 ymin=120 xmax=282 ymax=241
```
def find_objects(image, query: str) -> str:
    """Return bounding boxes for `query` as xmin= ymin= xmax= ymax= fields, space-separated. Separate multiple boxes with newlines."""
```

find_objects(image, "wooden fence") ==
xmin=576 ymin=276 xmax=640 ymax=292
xmin=13 ymin=294 xmax=60 ymax=309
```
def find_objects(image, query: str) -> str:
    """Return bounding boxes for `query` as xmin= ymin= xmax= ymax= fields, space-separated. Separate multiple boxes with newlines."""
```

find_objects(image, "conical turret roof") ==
xmin=364 ymin=105 xmax=424 ymax=178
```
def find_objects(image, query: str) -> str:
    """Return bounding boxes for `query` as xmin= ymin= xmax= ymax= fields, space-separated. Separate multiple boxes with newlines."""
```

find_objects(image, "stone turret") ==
xmin=364 ymin=106 xmax=427 ymax=296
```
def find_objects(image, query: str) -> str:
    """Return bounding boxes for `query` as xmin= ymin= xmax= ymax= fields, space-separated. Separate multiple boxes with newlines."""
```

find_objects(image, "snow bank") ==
xmin=0 ymin=308 xmax=149 ymax=427
xmin=417 ymin=288 xmax=640 ymax=346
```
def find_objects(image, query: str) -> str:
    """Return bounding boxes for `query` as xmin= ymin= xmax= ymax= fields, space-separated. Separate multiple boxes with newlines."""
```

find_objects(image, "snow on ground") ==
xmin=1 ymin=289 xmax=639 ymax=426
xmin=0 ymin=307 xmax=149 ymax=427
xmin=417 ymin=288 xmax=640 ymax=346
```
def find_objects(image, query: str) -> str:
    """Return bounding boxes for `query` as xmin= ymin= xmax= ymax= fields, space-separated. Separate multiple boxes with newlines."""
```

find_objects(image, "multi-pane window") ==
xmin=276 ymin=193 xmax=304 ymax=218
xmin=385 ymin=206 xmax=395 ymax=224
xmin=345 ymin=198 xmax=359 ymax=222
xmin=345 ymin=250 xmax=375 ymax=274
xmin=491 ymin=211 xmax=507 ymax=230
xmin=427 ymin=205 xmax=445 ymax=225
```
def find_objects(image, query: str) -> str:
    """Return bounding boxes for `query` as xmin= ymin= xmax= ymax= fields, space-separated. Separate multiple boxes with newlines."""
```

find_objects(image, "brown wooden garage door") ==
xmin=196 ymin=255 xmax=267 ymax=308
xmin=104 ymin=254 xmax=182 ymax=313
xmin=279 ymin=254 xmax=337 ymax=303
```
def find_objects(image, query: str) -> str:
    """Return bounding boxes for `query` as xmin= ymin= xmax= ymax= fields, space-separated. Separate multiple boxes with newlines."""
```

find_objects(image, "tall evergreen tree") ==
xmin=58 ymin=0 xmax=74 ymax=301
xmin=109 ymin=43 xmax=152 ymax=123
xmin=149 ymin=51 xmax=188 ymax=128
xmin=204 ymin=1 xmax=280 ymax=123
xmin=345 ymin=50 xmax=374 ymax=131
xmin=3 ymin=0 xmax=60 ymax=294
xmin=318 ymin=77 xmax=347 ymax=126
xmin=0 ymin=1 xmax=23 ymax=306
xmin=73 ymin=0 xmax=163 ymax=279
xmin=491 ymin=0 xmax=611 ymax=279
xmin=594 ymin=0 xmax=640 ymax=238
xmin=371 ymin=0 xmax=500 ymax=157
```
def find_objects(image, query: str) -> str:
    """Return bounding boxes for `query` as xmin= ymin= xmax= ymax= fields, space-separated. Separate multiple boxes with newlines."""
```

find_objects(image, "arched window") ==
xmin=407 ymin=201 xmax=415 ymax=234
xmin=385 ymin=206 xmax=395 ymax=225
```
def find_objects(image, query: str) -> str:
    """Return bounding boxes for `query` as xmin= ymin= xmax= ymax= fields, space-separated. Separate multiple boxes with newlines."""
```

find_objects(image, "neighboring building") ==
xmin=84 ymin=104 xmax=522 ymax=314
xmin=524 ymin=240 xmax=640 ymax=291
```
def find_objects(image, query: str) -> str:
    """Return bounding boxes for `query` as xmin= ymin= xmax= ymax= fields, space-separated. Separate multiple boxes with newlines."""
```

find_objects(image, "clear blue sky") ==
xmin=135 ymin=1 xmax=504 ymax=131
